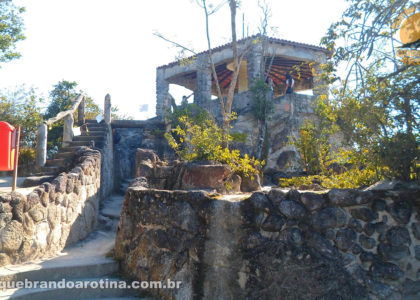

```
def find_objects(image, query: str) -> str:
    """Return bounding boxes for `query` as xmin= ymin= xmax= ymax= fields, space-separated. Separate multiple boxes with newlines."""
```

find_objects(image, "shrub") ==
xmin=165 ymin=115 xmax=264 ymax=178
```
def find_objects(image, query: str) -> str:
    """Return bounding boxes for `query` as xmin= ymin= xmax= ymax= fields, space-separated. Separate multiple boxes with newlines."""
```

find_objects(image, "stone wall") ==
xmin=207 ymin=92 xmax=317 ymax=179
xmin=0 ymin=147 xmax=102 ymax=267
xmin=112 ymin=120 xmax=172 ymax=186
xmin=115 ymin=186 xmax=420 ymax=300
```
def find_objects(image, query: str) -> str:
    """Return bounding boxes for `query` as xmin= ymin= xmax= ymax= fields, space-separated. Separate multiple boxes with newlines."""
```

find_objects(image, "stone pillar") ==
xmin=246 ymin=41 xmax=264 ymax=86
xmin=62 ymin=114 xmax=74 ymax=147
xmin=194 ymin=54 xmax=212 ymax=110
xmin=36 ymin=123 xmax=48 ymax=167
xmin=104 ymin=94 xmax=111 ymax=124
xmin=156 ymin=68 xmax=170 ymax=121
xmin=78 ymin=97 xmax=85 ymax=126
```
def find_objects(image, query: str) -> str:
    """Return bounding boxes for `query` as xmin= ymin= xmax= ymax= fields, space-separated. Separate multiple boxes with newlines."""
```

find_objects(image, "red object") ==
xmin=0 ymin=121 xmax=17 ymax=171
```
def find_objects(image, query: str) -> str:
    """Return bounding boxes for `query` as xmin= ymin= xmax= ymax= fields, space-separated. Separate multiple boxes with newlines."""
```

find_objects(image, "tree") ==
xmin=0 ymin=86 xmax=44 ymax=174
xmin=156 ymin=0 xmax=250 ymax=141
xmin=0 ymin=0 xmax=25 ymax=66
xmin=0 ymin=86 xmax=43 ymax=147
xmin=291 ymin=0 xmax=420 ymax=183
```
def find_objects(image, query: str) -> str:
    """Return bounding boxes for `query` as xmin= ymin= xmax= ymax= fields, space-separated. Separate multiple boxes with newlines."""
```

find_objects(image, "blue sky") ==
xmin=0 ymin=0 xmax=348 ymax=119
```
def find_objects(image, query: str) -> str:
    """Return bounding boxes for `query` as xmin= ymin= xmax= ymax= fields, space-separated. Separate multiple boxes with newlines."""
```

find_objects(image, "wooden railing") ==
xmin=35 ymin=93 xmax=112 ymax=167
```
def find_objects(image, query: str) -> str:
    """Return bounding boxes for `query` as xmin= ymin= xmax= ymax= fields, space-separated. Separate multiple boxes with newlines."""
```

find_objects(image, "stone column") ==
xmin=246 ymin=40 xmax=264 ymax=87
xmin=194 ymin=54 xmax=212 ymax=110
xmin=36 ymin=123 xmax=48 ymax=167
xmin=104 ymin=94 xmax=111 ymax=124
xmin=156 ymin=68 xmax=170 ymax=121
xmin=62 ymin=114 xmax=74 ymax=147
xmin=78 ymin=98 xmax=85 ymax=126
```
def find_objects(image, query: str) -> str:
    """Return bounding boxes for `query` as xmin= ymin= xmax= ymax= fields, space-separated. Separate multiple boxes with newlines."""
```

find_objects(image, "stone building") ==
xmin=156 ymin=35 xmax=331 ymax=179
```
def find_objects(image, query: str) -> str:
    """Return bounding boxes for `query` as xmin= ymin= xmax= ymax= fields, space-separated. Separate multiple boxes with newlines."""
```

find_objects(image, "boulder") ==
xmin=240 ymin=173 xmax=262 ymax=192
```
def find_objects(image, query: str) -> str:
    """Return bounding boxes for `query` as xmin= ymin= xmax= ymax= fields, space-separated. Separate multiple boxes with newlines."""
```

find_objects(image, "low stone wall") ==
xmin=0 ymin=147 xmax=101 ymax=267
xmin=115 ymin=187 xmax=420 ymax=300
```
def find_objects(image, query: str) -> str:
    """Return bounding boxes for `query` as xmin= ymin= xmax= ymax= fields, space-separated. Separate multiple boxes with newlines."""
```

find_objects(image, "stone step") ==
xmin=41 ymin=166 xmax=61 ymax=174
xmin=54 ymin=152 xmax=76 ymax=160
xmin=73 ymin=135 xmax=105 ymax=142
xmin=0 ymin=277 xmax=141 ymax=300
xmin=101 ymin=195 xmax=125 ymax=220
xmin=61 ymin=146 xmax=84 ymax=153
xmin=45 ymin=158 xmax=69 ymax=167
xmin=67 ymin=140 xmax=104 ymax=148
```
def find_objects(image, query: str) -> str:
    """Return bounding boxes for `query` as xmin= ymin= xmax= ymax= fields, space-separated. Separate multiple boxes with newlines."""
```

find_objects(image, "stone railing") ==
xmin=35 ymin=94 xmax=112 ymax=167
xmin=0 ymin=147 xmax=102 ymax=267
xmin=115 ymin=186 xmax=420 ymax=299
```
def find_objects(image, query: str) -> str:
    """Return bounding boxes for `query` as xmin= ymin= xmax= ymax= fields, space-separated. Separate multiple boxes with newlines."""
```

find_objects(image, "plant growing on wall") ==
xmin=165 ymin=115 xmax=264 ymax=178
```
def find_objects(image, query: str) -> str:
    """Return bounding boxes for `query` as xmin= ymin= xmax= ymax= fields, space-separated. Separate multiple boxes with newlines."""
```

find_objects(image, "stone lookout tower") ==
xmin=155 ymin=35 xmax=331 ymax=177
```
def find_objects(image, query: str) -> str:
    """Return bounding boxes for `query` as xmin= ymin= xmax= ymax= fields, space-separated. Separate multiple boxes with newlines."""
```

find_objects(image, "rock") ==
xmin=225 ymin=174 xmax=242 ymax=193
xmin=28 ymin=204 xmax=47 ymax=223
xmin=307 ymin=232 xmax=340 ymax=259
xmin=240 ymin=173 xmax=262 ymax=192
xmin=352 ymin=244 xmax=362 ymax=255
xmin=363 ymin=223 xmax=375 ymax=236
xmin=402 ymin=279 xmax=420 ymax=298
xmin=136 ymin=161 xmax=154 ymax=178
xmin=278 ymin=200 xmax=306 ymax=220
xmin=0 ymin=213 xmax=12 ymax=229
xmin=267 ymin=188 xmax=286 ymax=206
xmin=386 ymin=226 xmax=411 ymax=246
xmin=286 ymin=227 xmax=304 ymax=245
xmin=373 ymin=222 xmax=387 ymax=234
xmin=299 ymin=192 xmax=326 ymax=211
xmin=370 ymin=261 xmax=404 ymax=281
xmin=365 ymin=279 xmax=393 ymax=299
xmin=415 ymin=245 xmax=420 ymax=261
xmin=364 ymin=180 xmax=403 ymax=191
xmin=359 ymin=234 xmax=376 ymax=249
xmin=286 ymin=189 xmax=301 ymax=202
xmin=334 ymin=228 xmax=356 ymax=251
xmin=348 ymin=218 xmax=363 ymax=233
xmin=324 ymin=229 xmax=335 ymax=240
xmin=0 ymin=220 xmax=24 ymax=252
xmin=350 ymin=208 xmax=376 ymax=222
xmin=135 ymin=148 xmax=160 ymax=164
xmin=179 ymin=163 xmax=232 ymax=192
xmin=129 ymin=177 xmax=149 ymax=188
xmin=328 ymin=188 xmax=372 ymax=207
xmin=387 ymin=200 xmax=412 ymax=224
xmin=312 ymin=207 xmax=348 ymax=230
xmin=0 ymin=253 xmax=10 ymax=266
xmin=412 ymin=222 xmax=420 ymax=240
xmin=52 ymin=174 xmax=68 ymax=194
xmin=371 ymin=199 xmax=387 ymax=213
xmin=261 ymin=214 xmax=285 ymax=232
xmin=169 ymin=202 xmax=197 ymax=233
xmin=360 ymin=251 xmax=378 ymax=263
xmin=377 ymin=243 xmax=410 ymax=261
xmin=249 ymin=192 xmax=273 ymax=213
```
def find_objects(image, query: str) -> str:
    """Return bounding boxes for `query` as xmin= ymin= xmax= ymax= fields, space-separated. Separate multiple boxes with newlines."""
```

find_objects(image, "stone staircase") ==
xmin=0 ymin=180 xmax=145 ymax=300
xmin=41 ymin=119 xmax=107 ymax=175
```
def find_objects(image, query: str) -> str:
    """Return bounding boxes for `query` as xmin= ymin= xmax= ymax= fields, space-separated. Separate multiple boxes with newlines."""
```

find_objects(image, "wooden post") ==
xmin=12 ymin=126 xmax=21 ymax=192
xmin=104 ymin=94 xmax=111 ymax=124
xmin=36 ymin=123 xmax=48 ymax=167
xmin=78 ymin=97 xmax=85 ymax=126
xmin=63 ymin=113 xmax=74 ymax=147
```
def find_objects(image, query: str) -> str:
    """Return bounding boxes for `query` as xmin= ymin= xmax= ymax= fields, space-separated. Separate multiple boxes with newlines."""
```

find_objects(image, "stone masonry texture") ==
xmin=115 ymin=186 xmax=420 ymax=300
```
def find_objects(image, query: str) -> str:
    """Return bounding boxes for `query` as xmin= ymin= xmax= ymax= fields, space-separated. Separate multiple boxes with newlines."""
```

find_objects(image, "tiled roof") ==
xmin=157 ymin=34 xmax=330 ymax=69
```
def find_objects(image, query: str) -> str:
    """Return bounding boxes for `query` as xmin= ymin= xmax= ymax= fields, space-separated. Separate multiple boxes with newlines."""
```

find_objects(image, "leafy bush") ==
xmin=279 ymin=167 xmax=379 ymax=189
xmin=165 ymin=115 xmax=264 ymax=178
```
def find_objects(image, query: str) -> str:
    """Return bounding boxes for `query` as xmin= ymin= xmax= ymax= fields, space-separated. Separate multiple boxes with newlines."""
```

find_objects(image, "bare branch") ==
xmin=153 ymin=32 xmax=197 ymax=55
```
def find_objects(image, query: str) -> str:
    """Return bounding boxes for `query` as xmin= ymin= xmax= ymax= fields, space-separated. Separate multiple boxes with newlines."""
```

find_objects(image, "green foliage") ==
xmin=288 ymin=0 xmax=420 ymax=185
xmin=279 ymin=167 xmax=379 ymax=189
xmin=18 ymin=147 xmax=36 ymax=176
xmin=165 ymin=115 xmax=264 ymax=178
xmin=250 ymin=78 xmax=272 ymax=121
xmin=230 ymin=131 xmax=248 ymax=143
xmin=0 ymin=86 xmax=44 ymax=147
xmin=0 ymin=1 xmax=25 ymax=65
